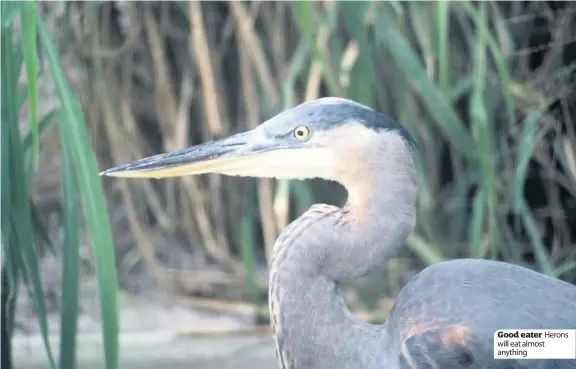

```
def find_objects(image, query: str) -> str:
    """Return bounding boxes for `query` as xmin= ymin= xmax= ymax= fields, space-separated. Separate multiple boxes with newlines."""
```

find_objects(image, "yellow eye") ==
xmin=293 ymin=126 xmax=310 ymax=141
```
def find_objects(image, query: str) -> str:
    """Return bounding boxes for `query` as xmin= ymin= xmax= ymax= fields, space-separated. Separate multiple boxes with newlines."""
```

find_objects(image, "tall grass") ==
xmin=1 ymin=2 xmax=119 ymax=369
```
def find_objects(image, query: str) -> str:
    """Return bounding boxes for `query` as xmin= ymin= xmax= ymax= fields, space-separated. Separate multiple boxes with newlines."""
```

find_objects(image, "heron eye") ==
xmin=293 ymin=126 xmax=310 ymax=141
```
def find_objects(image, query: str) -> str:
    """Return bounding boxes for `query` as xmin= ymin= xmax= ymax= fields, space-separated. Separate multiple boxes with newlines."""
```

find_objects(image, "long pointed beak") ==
xmin=100 ymin=129 xmax=284 ymax=179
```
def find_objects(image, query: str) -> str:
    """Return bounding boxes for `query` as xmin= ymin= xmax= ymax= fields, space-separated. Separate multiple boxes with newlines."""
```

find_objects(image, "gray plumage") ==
xmin=101 ymin=97 xmax=576 ymax=369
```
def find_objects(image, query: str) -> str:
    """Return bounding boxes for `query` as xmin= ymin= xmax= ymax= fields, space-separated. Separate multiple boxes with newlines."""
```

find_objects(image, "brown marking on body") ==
xmin=404 ymin=313 xmax=450 ymax=339
xmin=270 ymin=298 xmax=281 ymax=331
xmin=401 ymin=322 xmax=474 ymax=369
xmin=406 ymin=322 xmax=432 ymax=338
xmin=271 ymin=298 xmax=280 ymax=316
xmin=277 ymin=286 xmax=285 ymax=300
xmin=405 ymin=320 xmax=474 ymax=345
xmin=441 ymin=324 xmax=475 ymax=347
xmin=401 ymin=317 xmax=433 ymax=368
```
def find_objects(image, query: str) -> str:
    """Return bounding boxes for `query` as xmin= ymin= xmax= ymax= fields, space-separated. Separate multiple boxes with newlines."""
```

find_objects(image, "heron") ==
xmin=101 ymin=97 xmax=576 ymax=369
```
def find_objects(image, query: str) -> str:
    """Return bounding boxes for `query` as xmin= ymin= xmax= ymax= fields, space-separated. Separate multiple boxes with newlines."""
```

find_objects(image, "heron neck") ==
xmin=268 ymin=200 xmax=411 ymax=369
xmin=268 ymin=139 xmax=417 ymax=368
xmin=269 ymin=258 xmax=384 ymax=369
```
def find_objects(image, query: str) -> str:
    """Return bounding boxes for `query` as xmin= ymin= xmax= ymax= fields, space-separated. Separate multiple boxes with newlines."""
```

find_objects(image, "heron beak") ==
xmin=99 ymin=129 xmax=285 ymax=179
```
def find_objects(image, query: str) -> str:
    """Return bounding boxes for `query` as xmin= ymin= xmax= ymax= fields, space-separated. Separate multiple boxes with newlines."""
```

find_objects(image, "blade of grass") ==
xmin=406 ymin=233 xmax=445 ymax=266
xmin=554 ymin=137 xmax=576 ymax=189
xmin=470 ymin=3 xmax=498 ymax=259
xmin=290 ymin=1 xmax=316 ymax=57
xmin=461 ymin=2 xmax=517 ymax=135
xmin=551 ymin=261 xmax=576 ymax=279
xmin=58 ymin=135 xmax=80 ymax=369
xmin=519 ymin=201 xmax=554 ymax=276
xmin=1 ymin=18 xmax=14 ymax=256
xmin=452 ymin=5 xmax=475 ymax=52
xmin=37 ymin=17 xmax=119 ymax=369
xmin=436 ymin=1 xmax=450 ymax=93
xmin=1 ymin=22 xmax=56 ymax=369
xmin=20 ymin=2 xmax=40 ymax=170
xmin=0 ymin=39 xmax=17 ymax=362
xmin=448 ymin=74 xmax=474 ymax=102
xmin=282 ymin=39 xmax=309 ymax=109
xmin=408 ymin=2 xmax=436 ymax=78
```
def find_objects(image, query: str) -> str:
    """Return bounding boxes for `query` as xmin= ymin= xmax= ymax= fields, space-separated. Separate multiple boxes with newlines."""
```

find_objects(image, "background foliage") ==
xmin=2 ymin=1 xmax=575 ymax=368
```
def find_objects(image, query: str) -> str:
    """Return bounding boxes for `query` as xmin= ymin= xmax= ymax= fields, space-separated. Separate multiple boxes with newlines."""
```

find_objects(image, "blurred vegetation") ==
xmin=1 ymin=1 xmax=575 ymax=369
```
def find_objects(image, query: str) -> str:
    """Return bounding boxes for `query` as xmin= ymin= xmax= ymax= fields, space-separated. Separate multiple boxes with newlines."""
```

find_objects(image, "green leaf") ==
xmin=448 ymin=74 xmax=474 ymax=102
xmin=20 ymin=1 xmax=40 ymax=170
xmin=408 ymin=2 xmax=436 ymax=61
xmin=406 ymin=234 xmax=445 ymax=266
xmin=554 ymin=138 xmax=576 ymax=188
xmin=435 ymin=1 xmax=450 ymax=92
xmin=290 ymin=1 xmax=317 ymax=56
xmin=551 ymin=262 xmax=576 ymax=279
xmin=282 ymin=39 xmax=309 ymax=109
xmin=37 ymin=17 xmax=120 ymax=369
xmin=58 ymin=133 xmax=80 ymax=369
xmin=1 ymin=21 xmax=57 ymax=369
xmin=519 ymin=201 xmax=554 ymax=276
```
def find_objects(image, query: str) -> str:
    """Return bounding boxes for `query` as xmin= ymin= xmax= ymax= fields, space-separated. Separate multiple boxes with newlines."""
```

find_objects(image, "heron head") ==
xmin=100 ymin=97 xmax=417 ymax=188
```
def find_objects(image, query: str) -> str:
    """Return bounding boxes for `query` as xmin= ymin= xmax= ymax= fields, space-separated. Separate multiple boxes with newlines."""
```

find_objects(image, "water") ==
xmin=13 ymin=330 xmax=278 ymax=369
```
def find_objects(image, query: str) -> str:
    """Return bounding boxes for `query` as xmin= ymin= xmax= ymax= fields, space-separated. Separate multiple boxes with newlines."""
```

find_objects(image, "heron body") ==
xmin=101 ymin=97 xmax=576 ymax=369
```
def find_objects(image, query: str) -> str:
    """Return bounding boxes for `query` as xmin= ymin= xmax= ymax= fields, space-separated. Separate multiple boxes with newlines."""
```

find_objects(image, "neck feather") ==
xmin=269 ymin=264 xmax=384 ymax=369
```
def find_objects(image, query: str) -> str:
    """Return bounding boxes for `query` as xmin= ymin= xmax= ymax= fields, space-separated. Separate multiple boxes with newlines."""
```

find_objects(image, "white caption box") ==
xmin=494 ymin=329 xmax=576 ymax=360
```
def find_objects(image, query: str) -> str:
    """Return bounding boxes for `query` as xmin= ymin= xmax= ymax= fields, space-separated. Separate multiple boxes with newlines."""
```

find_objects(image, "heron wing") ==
xmin=397 ymin=326 xmax=529 ymax=369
